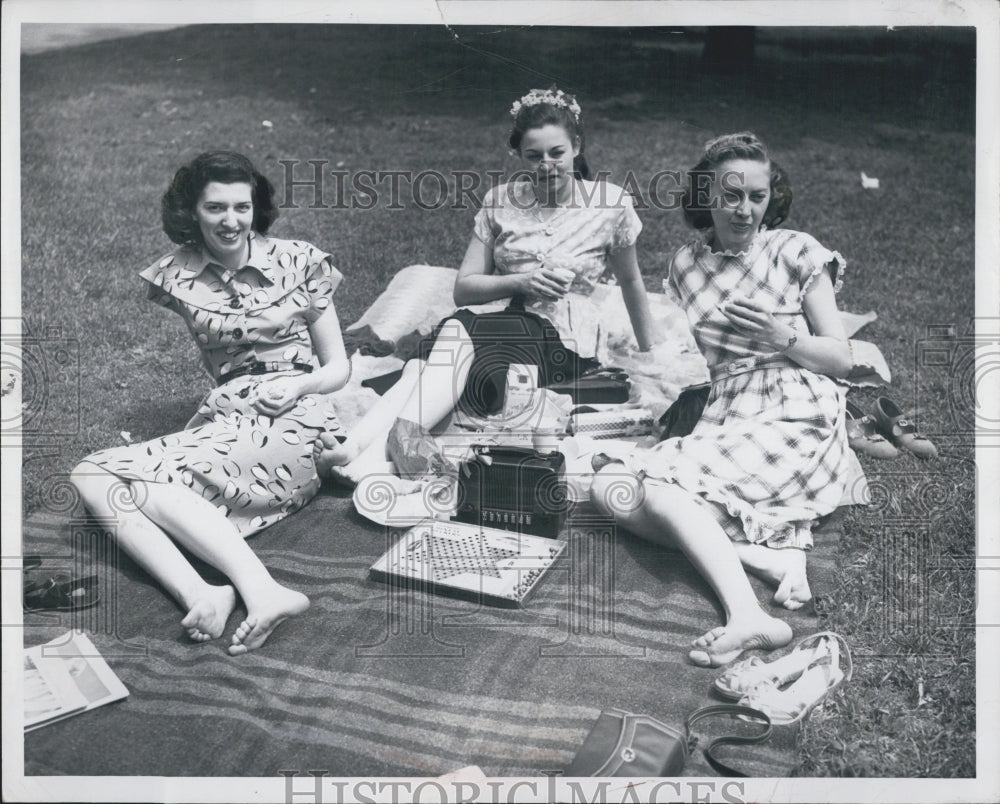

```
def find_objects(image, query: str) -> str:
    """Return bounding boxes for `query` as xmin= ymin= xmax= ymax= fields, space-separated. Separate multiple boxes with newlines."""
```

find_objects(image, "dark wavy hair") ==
xmin=508 ymin=90 xmax=590 ymax=180
xmin=681 ymin=131 xmax=792 ymax=231
xmin=161 ymin=151 xmax=279 ymax=245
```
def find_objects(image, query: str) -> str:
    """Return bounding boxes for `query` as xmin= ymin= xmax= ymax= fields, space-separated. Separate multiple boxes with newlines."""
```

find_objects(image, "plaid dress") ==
xmin=629 ymin=228 xmax=849 ymax=549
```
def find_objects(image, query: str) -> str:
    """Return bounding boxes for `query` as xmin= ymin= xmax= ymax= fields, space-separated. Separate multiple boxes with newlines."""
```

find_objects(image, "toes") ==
xmin=183 ymin=614 xmax=215 ymax=642
xmin=774 ymin=576 xmax=801 ymax=605
xmin=228 ymin=643 xmax=249 ymax=656
xmin=230 ymin=616 xmax=258 ymax=647
xmin=231 ymin=619 xmax=253 ymax=645
xmin=774 ymin=573 xmax=811 ymax=610
xmin=692 ymin=625 xmax=726 ymax=648
xmin=690 ymin=645 xmax=743 ymax=668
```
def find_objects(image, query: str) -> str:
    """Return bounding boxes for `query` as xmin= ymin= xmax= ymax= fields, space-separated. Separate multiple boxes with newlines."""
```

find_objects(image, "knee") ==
xmin=589 ymin=466 xmax=645 ymax=521
xmin=69 ymin=461 xmax=101 ymax=502
xmin=69 ymin=461 xmax=121 ymax=513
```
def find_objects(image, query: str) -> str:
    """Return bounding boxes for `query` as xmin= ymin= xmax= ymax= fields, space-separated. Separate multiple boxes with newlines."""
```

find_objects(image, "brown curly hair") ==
xmin=161 ymin=151 xmax=279 ymax=245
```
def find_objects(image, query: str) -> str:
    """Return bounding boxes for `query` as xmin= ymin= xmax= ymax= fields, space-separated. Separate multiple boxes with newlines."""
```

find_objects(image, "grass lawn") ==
xmin=17 ymin=24 xmax=977 ymax=777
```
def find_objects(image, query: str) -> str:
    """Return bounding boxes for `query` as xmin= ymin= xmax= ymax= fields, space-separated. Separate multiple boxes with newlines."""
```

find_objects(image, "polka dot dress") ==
xmin=82 ymin=235 xmax=345 ymax=537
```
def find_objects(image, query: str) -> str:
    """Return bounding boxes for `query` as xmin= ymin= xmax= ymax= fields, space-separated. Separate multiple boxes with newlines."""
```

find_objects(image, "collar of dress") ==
xmin=184 ymin=232 xmax=277 ymax=285
xmin=138 ymin=233 xmax=325 ymax=314
xmin=696 ymin=227 xmax=764 ymax=259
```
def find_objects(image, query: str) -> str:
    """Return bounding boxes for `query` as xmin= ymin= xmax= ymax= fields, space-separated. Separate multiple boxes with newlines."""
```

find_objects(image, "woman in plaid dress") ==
xmin=591 ymin=132 xmax=853 ymax=667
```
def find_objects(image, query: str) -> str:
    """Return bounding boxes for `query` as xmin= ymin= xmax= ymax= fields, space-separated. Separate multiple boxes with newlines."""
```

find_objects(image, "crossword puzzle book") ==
xmin=369 ymin=519 xmax=566 ymax=607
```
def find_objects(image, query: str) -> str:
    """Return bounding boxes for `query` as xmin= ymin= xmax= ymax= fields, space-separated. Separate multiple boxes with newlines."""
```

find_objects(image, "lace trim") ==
xmin=695 ymin=228 xmax=763 ymax=259
xmin=799 ymin=248 xmax=847 ymax=300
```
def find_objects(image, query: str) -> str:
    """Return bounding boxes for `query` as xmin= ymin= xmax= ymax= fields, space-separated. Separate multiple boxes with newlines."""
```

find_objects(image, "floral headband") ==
xmin=509 ymin=87 xmax=582 ymax=123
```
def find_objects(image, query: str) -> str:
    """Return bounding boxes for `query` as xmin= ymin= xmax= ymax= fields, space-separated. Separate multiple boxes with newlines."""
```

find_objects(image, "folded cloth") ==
xmin=353 ymin=472 xmax=457 ymax=527
xmin=344 ymin=264 xmax=503 ymax=345
xmin=842 ymin=339 xmax=892 ymax=387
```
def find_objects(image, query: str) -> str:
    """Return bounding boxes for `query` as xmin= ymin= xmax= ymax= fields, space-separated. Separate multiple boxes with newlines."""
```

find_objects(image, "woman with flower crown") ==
xmin=316 ymin=87 xmax=657 ymax=481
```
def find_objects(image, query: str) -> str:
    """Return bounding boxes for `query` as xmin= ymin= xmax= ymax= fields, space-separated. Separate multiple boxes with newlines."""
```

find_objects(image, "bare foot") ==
xmin=181 ymin=584 xmax=236 ymax=642
xmin=689 ymin=611 xmax=793 ymax=668
xmin=735 ymin=542 xmax=812 ymax=611
xmin=315 ymin=433 xmax=362 ymax=476
xmin=228 ymin=585 xmax=309 ymax=656
xmin=327 ymin=447 xmax=396 ymax=489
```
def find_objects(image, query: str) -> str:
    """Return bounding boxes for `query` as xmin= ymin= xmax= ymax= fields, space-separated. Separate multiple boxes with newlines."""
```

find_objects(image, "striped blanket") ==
xmin=22 ymin=494 xmax=840 ymax=778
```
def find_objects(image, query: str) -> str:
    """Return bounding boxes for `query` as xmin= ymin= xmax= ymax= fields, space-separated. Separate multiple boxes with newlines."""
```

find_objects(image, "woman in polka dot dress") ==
xmin=71 ymin=152 xmax=351 ymax=655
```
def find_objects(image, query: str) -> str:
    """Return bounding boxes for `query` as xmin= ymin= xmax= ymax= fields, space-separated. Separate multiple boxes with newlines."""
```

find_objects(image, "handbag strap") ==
xmin=685 ymin=704 xmax=772 ymax=777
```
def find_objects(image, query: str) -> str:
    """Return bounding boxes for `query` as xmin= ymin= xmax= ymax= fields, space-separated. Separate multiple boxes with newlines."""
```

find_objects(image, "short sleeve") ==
xmin=662 ymin=246 xmax=690 ymax=309
xmin=663 ymin=270 xmax=684 ymax=309
xmin=610 ymin=192 xmax=642 ymax=252
xmin=144 ymin=279 xmax=177 ymax=311
xmin=795 ymin=232 xmax=846 ymax=300
xmin=139 ymin=251 xmax=184 ymax=313
xmin=302 ymin=255 xmax=343 ymax=324
xmin=473 ymin=198 xmax=497 ymax=247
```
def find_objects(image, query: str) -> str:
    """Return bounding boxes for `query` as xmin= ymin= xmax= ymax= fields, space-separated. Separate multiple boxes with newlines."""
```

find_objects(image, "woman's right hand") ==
xmin=251 ymin=375 xmax=307 ymax=418
xmin=521 ymin=266 xmax=572 ymax=301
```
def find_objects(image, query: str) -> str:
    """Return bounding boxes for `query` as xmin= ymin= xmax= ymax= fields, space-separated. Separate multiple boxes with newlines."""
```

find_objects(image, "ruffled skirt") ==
xmin=625 ymin=366 xmax=849 ymax=549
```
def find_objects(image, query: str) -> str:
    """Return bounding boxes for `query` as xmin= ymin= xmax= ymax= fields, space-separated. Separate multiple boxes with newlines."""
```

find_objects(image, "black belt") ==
xmin=217 ymin=361 xmax=313 ymax=386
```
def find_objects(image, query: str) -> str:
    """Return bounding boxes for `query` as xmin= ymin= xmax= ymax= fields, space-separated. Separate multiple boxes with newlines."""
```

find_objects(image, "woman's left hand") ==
xmin=251 ymin=375 xmax=307 ymax=417
xmin=719 ymin=295 xmax=793 ymax=350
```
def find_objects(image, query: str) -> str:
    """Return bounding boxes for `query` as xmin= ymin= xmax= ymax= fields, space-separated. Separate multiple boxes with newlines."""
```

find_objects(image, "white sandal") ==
xmin=713 ymin=632 xmax=850 ymax=701
xmin=736 ymin=634 xmax=853 ymax=725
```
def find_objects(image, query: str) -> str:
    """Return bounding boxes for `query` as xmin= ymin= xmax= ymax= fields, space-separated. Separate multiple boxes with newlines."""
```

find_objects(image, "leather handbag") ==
xmin=563 ymin=705 xmax=771 ymax=778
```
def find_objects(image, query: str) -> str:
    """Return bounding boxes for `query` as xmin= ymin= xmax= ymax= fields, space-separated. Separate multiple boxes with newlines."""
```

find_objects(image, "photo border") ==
xmin=3 ymin=1 xmax=997 ymax=802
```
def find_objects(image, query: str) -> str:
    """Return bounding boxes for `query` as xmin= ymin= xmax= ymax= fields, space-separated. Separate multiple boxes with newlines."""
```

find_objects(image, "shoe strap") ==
xmin=685 ymin=704 xmax=772 ymax=777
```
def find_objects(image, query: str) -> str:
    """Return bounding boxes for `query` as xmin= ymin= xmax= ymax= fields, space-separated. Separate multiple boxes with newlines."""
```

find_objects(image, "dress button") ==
xmin=229 ymin=299 xmax=241 ymax=309
xmin=545 ymin=226 xmax=554 ymax=236
xmin=232 ymin=328 xmax=244 ymax=339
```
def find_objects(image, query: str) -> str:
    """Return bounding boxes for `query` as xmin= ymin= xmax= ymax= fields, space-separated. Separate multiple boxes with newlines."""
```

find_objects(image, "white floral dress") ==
xmin=82 ymin=234 xmax=346 ymax=537
xmin=417 ymin=178 xmax=644 ymax=416
xmin=473 ymin=178 xmax=642 ymax=362
xmin=627 ymin=228 xmax=850 ymax=549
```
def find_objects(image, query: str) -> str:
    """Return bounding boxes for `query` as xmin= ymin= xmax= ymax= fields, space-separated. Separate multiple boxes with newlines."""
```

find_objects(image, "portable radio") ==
xmin=453 ymin=446 xmax=568 ymax=538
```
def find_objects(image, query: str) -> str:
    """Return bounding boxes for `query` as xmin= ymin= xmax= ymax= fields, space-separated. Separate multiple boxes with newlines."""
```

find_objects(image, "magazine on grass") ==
xmin=24 ymin=631 xmax=129 ymax=731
